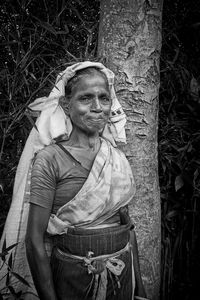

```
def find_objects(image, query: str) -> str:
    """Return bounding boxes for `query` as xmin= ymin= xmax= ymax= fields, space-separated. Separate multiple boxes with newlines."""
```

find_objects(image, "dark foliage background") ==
xmin=159 ymin=0 xmax=200 ymax=299
xmin=0 ymin=0 xmax=199 ymax=299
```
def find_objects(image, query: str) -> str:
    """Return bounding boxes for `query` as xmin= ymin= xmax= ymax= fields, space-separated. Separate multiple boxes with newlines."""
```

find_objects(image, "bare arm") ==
xmin=120 ymin=206 xmax=147 ymax=298
xmin=25 ymin=203 xmax=57 ymax=300
xmin=130 ymin=229 xmax=147 ymax=298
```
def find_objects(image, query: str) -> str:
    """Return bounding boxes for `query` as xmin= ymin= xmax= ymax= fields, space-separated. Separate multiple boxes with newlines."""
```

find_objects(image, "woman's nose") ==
xmin=91 ymin=97 xmax=102 ymax=112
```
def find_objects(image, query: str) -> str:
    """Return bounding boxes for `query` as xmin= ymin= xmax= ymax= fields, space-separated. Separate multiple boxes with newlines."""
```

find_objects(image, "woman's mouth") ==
xmin=86 ymin=117 xmax=107 ymax=129
xmin=88 ymin=115 xmax=105 ymax=122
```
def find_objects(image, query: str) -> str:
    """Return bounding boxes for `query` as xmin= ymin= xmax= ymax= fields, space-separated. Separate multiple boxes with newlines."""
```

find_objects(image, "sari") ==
xmin=47 ymin=138 xmax=135 ymax=234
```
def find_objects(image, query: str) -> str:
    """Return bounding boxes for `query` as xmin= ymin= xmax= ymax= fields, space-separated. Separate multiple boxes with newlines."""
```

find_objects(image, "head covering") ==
xmin=0 ymin=61 xmax=127 ymax=298
xmin=28 ymin=61 xmax=127 ymax=146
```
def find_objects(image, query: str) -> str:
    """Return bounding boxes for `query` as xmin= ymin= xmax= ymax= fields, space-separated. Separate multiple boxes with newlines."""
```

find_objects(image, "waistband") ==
xmin=53 ymin=222 xmax=131 ymax=256
xmin=56 ymin=242 xmax=131 ymax=263
xmin=52 ymin=207 xmax=133 ymax=256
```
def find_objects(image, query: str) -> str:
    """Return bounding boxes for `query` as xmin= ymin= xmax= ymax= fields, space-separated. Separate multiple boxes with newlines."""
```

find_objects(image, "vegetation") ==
xmin=0 ymin=0 xmax=199 ymax=299
xmin=159 ymin=1 xmax=200 ymax=299
xmin=0 ymin=240 xmax=30 ymax=299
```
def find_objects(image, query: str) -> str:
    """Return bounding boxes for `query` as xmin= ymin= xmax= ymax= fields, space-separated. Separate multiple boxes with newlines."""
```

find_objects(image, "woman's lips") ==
xmin=87 ymin=117 xmax=106 ymax=127
xmin=88 ymin=115 xmax=105 ymax=122
xmin=88 ymin=118 xmax=104 ymax=124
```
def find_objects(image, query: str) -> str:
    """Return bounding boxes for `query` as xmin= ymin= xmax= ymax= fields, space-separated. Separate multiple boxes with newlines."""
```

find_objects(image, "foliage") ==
xmin=0 ymin=0 xmax=99 ymax=235
xmin=0 ymin=239 xmax=30 ymax=299
xmin=159 ymin=0 xmax=200 ymax=299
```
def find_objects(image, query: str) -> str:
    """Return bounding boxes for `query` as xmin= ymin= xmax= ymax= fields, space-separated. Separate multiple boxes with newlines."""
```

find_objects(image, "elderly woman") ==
xmin=2 ymin=62 xmax=148 ymax=300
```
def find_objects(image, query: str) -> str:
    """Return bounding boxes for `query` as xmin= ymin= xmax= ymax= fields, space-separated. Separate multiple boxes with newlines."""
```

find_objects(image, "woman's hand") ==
xmin=130 ymin=229 xmax=147 ymax=299
xmin=25 ymin=203 xmax=58 ymax=300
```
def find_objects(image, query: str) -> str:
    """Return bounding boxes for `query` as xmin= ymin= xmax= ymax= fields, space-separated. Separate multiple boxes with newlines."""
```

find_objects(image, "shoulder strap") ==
xmin=56 ymin=143 xmax=82 ymax=166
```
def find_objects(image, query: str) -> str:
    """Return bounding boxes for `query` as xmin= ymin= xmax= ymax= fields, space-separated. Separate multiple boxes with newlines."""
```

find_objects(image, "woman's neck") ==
xmin=68 ymin=128 xmax=101 ymax=151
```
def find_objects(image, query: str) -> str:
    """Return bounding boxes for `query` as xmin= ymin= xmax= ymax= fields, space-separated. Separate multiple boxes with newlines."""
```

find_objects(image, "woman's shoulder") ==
xmin=34 ymin=143 xmax=60 ymax=162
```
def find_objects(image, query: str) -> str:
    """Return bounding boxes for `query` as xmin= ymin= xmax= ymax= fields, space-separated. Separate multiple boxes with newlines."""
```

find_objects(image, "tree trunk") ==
xmin=98 ymin=1 xmax=163 ymax=299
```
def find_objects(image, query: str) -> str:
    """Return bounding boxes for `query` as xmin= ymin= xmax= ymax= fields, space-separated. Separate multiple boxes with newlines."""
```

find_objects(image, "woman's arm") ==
xmin=130 ymin=229 xmax=147 ymax=298
xmin=120 ymin=206 xmax=148 ymax=298
xmin=25 ymin=203 xmax=57 ymax=300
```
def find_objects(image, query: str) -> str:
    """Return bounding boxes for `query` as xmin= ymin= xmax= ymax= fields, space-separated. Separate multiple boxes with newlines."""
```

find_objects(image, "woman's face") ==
xmin=68 ymin=73 xmax=111 ymax=135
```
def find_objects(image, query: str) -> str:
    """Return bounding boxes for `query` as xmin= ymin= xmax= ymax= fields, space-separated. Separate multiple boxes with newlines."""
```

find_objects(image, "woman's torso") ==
xmin=30 ymin=142 xmax=90 ymax=214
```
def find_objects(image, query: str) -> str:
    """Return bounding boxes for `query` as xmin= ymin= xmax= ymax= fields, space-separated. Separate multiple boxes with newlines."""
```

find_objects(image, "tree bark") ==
xmin=98 ymin=1 xmax=163 ymax=299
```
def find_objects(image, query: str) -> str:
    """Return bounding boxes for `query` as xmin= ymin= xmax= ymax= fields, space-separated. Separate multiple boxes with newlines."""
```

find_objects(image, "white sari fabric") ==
xmin=47 ymin=138 xmax=136 ymax=235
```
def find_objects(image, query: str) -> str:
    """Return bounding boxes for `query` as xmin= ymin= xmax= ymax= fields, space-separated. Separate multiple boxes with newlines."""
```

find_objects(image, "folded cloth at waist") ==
xmin=52 ymin=221 xmax=131 ymax=256
xmin=56 ymin=242 xmax=130 ymax=275
xmin=52 ymin=242 xmax=132 ymax=300
xmin=56 ymin=242 xmax=130 ymax=261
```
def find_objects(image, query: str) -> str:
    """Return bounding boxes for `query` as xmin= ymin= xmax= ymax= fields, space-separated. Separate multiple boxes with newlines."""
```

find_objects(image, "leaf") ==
xmin=0 ymin=182 xmax=3 ymax=193
xmin=25 ymin=114 xmax=38 ymax=131
xmin=7 ymin=285 xmax=17 ymax=296
xmin=33 ymin=16 xmax=57 ymax=35
xmin=190 ymin=77 xmax=199 ymax=96
xmin=5 ymin=243 xmax=18 ymax=252
xmin=40 ymin=22 xmax=57 ymax=35
xmin=8 ymin=253 xmax=12 ymax=270
xmin=6 ymin=271 xmax=10 ymax=287
xmin=175 ymin=175 xmax=184 ymax=192
xmin=29 ymin=72 xmax=37 ymax=80
xmin=56 ymin=30 xmax=69 ymax=35
xmin=11 ymin=272 xmax=31 ymax=287
xmin=165 ymin=210 xmax=178 ymax=220
xmin=194 ymin=169 xmax=199 ymax=182
xmin=2 ymin=239 xmax=6 ymax=254
xmin=0 ymin=242 xmax=18 ymax=260
xmin=0 ymin=239 xmax=7 ymax=261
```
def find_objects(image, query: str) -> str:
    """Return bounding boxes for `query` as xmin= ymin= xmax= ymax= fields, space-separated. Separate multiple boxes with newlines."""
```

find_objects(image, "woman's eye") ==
xmin=101 ymin=97 xmax=110 ymax=102
xmin=80 ymin=97 xmax=90 ymax=102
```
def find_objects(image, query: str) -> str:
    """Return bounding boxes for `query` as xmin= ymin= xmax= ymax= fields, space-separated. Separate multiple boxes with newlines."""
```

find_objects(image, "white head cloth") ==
xmin=0 ymin=61 xmax=127 ymax=298
xmin=28 ymin=61 xmax=127 ymax=146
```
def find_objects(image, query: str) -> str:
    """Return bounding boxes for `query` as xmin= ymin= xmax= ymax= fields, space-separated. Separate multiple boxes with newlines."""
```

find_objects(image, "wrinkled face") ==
xmin=68 ymin=73 xmax=111 ymax=134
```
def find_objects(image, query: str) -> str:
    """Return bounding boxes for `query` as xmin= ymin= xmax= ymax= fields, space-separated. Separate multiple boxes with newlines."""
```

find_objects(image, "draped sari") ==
xmin=47 ymin=138 xmax=135 ymax=234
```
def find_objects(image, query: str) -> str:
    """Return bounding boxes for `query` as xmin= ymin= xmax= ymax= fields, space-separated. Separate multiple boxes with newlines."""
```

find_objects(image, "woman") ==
xmin=25 ymin=61 xmax=148 ymax=300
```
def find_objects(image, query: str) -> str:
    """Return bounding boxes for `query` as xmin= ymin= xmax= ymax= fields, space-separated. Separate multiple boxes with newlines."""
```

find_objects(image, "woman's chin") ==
xmin=82 ymin=126 xmax=104 ymax=136
xmin=72 ymin=121 xmax=106 ymax=135
xmin=84 ymin=122 xmax=106 ymax=134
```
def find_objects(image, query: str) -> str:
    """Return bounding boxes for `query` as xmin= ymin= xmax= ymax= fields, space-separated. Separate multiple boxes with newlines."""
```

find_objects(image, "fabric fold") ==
xmin=47 ymin=139 xmax=135 ymax=234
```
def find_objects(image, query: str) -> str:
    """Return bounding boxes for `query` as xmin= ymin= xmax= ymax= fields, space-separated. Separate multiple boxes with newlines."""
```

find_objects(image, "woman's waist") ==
xmin=52 ymin=209 xmax=132 ymax=256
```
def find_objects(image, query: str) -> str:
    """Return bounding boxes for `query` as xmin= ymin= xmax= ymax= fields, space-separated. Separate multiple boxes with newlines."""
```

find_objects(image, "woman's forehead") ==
xmin=71 ymin=73 xmax=109 ymax=94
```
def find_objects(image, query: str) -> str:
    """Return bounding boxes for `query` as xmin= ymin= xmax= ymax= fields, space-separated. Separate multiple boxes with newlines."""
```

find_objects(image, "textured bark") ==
xmin=98 ymin=1 xmax=162 ymax=299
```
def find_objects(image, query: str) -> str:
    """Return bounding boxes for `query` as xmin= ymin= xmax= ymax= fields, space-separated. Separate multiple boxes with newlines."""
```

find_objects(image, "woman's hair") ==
xmin=65 ymin=67 xmax=109 ymax=98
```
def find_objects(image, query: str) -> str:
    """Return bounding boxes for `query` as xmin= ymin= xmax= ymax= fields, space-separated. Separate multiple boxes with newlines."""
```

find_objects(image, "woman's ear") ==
xmin=59 ymin=96 xmax=70 ymax=115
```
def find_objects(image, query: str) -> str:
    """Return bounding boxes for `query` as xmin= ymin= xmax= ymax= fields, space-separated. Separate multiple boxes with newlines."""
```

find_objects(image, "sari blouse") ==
xmin=30 ymin=143 xmax=90 ymax=214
